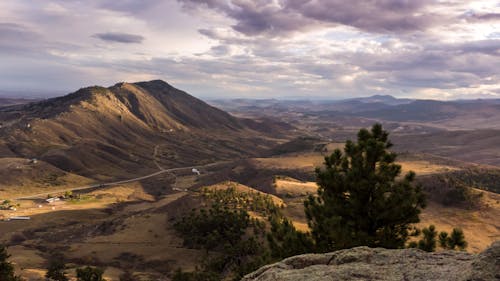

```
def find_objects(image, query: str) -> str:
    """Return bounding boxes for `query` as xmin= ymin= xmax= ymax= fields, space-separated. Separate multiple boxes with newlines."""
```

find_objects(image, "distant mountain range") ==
xmin=210 ymin=95 xmax=500 ymax=129
xmin=0 ymin=97 xmax=40 ymax=107
xmin=0 ymin=80 xmax=290 ymax=179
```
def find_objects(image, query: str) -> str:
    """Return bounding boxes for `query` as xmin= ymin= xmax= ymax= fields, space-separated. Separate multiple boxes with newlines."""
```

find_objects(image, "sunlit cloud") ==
xmin=0 ymin=0 xmax=498 ymax=99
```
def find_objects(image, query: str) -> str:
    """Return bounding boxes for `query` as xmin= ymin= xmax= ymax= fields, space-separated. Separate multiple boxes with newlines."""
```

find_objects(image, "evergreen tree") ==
xmin=45 ymin=256 xmax=68 ymax=281
xmin=304 ymin=124 xmax=426 ymax=251
xmin=267 ymin=216 xmax=314 ymax=259
xmin=76 ymin=266 xmax=106 ymax=281
xmin=0 ymin=245 xmax=22 ymax=281
xmin=446 ymin=228 xmax=467 ymax=250
xmin=438 ymin=231 xmax=449 ymax=248
xmin=417 ymin=225 xmax=437 ymax=252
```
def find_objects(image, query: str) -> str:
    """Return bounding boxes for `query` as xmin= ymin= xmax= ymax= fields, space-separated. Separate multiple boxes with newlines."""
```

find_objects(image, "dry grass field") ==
xmin=0 ymin=158 xmax=93 ymax=199
xmin=274 ymin=177 xmax=500 ymax=253
xmin=0 ymin=180 xmax=204 ymax=280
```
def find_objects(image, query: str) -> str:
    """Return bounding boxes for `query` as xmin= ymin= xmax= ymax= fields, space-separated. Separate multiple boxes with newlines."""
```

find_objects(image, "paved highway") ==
xmin=15 ymin=161 xmax=230 ymax=200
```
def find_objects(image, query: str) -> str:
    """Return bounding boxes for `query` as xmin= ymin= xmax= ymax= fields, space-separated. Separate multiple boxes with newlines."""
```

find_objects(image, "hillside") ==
xmin=0 ymin=80 xmax=289 ymax=182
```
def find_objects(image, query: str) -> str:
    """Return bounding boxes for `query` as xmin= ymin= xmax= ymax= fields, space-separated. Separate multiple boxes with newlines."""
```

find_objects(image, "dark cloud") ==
xmin=285 ymin=0 xmax=440 ymax=33
xmin=180 ymin=0 xmax=320 ymax=36
xmin=465 ymin=12 xmax=500 ymax=22
xmin=456 ymin=40 xmax=500 ymax=56
xmin=92 ymin=32 xmax=144 ymax=43
xmin=98 ymin=0 xmax=164 ymax=13
xmin=180 ymin=0 xmax=444 ymax=35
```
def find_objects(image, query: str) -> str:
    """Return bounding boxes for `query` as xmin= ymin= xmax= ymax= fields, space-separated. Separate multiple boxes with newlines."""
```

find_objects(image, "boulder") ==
xmin=242 ymin=242 xmax=499 ymax=281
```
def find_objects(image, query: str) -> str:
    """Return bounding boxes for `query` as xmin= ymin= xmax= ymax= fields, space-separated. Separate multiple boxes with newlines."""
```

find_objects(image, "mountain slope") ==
xmin=0 ymin=80 xmax=288 ymax=180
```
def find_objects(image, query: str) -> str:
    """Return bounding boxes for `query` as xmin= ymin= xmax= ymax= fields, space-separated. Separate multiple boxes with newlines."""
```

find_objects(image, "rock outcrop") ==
xmin=242 ymin=242 xmax=499 ymax=281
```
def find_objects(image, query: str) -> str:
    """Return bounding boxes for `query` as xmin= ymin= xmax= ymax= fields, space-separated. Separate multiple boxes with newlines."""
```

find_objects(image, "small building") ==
xmin=192 ymin=168 xmax=201 ymax=175
xmin=46 ymin=197 xmax=60 ymax=203
xmin=9 ymin=216 xmax=30 ymax=220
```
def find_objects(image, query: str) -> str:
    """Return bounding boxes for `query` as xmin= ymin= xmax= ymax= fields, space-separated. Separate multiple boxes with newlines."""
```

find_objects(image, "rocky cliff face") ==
xmin=242 ymin=242 xmax=499 ymax=281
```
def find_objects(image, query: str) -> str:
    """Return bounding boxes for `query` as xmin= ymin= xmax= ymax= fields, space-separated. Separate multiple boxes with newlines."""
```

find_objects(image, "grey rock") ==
xmin=242 ymin=242 xmax=500 ymax=281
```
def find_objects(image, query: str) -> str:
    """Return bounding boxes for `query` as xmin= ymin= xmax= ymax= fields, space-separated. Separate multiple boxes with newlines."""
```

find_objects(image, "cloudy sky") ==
xmin=0 ymin=0 xmax=499 ymax=99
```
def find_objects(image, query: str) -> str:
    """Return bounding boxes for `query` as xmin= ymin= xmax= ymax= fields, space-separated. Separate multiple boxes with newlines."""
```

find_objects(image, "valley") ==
xmin=0 ymin=82 xmax=499 ymax=280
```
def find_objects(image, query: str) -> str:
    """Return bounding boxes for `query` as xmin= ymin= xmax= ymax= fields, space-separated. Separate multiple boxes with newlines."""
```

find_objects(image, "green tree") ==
xmin=445 ymin=228 xmax=467 ymax=250
xmin=438 ymin=231 xmax=449 ymax=248
xmin=76 ymin=266 xmax=106 ymax=281
xmin=417 ymin=225 xmax=437 ymax=252
xmin=267 ymin=216 xmax=314 ymax=259
xmin=304 ymin=124 xmax=426 ymax=251
xmin=0 ymin=245 xmax=22 ymax=281
xmin=45 ymin=256 xmax=68 ymax=281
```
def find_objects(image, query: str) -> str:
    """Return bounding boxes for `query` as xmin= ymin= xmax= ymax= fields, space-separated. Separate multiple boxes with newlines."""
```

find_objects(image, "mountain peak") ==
xmin=134 ymin=79 xmax=173 ymax=89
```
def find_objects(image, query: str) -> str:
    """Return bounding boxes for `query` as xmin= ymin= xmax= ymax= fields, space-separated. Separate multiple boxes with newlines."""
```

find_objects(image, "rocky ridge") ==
xmin=242 ymin=242 xmax=500 ymax=281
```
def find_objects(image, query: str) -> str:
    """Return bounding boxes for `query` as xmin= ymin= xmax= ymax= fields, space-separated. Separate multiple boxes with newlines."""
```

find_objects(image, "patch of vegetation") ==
xmin=173 ymin=186 xmax=273 ymax=280
xmin=201 ymin=184 xmax=282 ymax=216
xmin=419 ymin=175 xmax=483 ymax=209
xmin=0 ymin=199 xmax=19 ymax=210
xmin=270 ymin=136 xmax=321 ymax=155
xmin=76 ymin=266 xmax=106 ymax=281
xmin=43 ymin=172 xmax=65 ymax=186
xmin=267 ymin=216 xmax=314 ymax=259
xmin=447 ymin=168 xmax=500 ymax=194
xmin=46 ymin=254 xmax=69 ymax=281
xmin=68 ymin=194 xmax=97 ymax=204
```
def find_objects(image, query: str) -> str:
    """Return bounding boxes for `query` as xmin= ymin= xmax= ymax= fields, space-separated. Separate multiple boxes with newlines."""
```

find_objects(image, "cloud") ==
xmin=92 ymin=32 xmax=144 ymax=43
xmin=464 ymin=12 xmax=500 ymax=22
xmin=0 ymin=0 xmax=499 ymax=100
xmin=179 ymin=0 xmax=445 ymax=36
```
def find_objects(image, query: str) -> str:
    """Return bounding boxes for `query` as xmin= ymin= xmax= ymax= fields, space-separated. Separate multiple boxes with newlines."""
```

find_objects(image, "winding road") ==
xmin=15 ymin=160 xmax=230 ymax=200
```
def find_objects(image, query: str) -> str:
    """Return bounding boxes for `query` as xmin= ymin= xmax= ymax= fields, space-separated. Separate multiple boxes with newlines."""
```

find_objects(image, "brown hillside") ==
xmin=0 ymin=80 xmax=289 ymax=180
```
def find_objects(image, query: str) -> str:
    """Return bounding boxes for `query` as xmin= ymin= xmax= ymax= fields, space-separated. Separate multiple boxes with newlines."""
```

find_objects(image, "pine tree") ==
xmin=417 ymin=225 xmax=437 ymax=252
xmin=304 ymin=124 xmax=426 ymax=251
xmin=76 ymin=266 xmax=106 ymax=281
xmin=446 ymin=228 xmax=467 ymax=250
xmin=267 ymin=216 xmax=314 ymax=259
xmin=438 ymin=231 xmax=449 ymax=248
xmin=45 ymin=255 xmax=68 ymax=281
xmin=0 ymin=245 xmax=22 ymax=281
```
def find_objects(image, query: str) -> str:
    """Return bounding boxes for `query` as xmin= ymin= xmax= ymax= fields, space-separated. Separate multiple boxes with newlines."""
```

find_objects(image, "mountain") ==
xmin=0 ymin=80 xmax=289 ymax=180
xmin=0 ymin=97 xmax=39 ymax=107
xmin=341 ymin=94 xmax=414 ymax=105
xmin=357 ymin=99 xmax=500 ymax=127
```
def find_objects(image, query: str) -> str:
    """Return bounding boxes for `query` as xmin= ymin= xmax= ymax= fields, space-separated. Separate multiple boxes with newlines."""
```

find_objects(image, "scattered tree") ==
xmin=45 ymin=255 xmax=68 ymax=281
xmin=412 ymin=226 xmax=467 ymax=251
xmin=305 ymin=124 xmax=426 ymax=251
xmin=417 ymin=225 xmax=437 ymax=252
xmin=0 ymin=245 xmax=22 ymax=281
xmin=445 ymin=228 xmax=467 ymax=250
xmin=76 ymin=266 xmax=106 ymax=281
xmin=267 ymin=216 xmax=313 ymax=259
xmin=438 ymin=231 xmax=449 ymax=248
